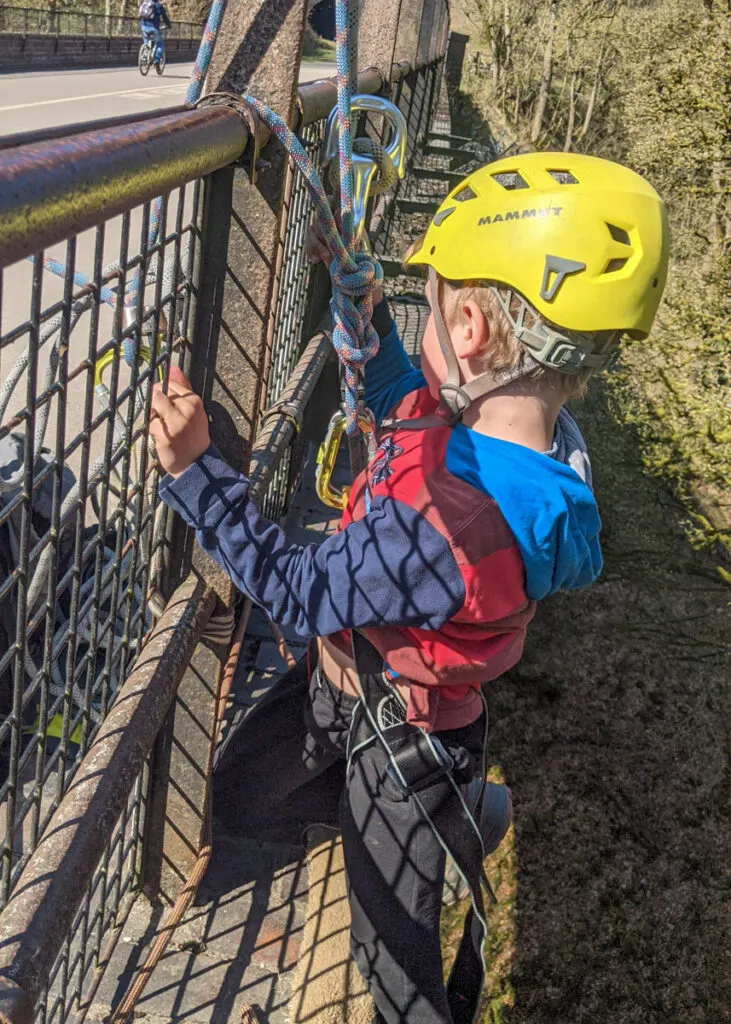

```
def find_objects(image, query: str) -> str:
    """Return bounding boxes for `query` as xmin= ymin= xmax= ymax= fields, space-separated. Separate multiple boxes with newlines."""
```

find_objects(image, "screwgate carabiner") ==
xmin=316 ymin=408 xmax=376 ymax=510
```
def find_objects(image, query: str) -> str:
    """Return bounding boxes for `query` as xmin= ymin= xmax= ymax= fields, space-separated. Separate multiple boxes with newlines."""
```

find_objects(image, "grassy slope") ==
xmin=437 ymin=4 xmax=730 ymax=1020
xmin=441 ymin=376 xmax=730 ymax=1023
xmin=302 ymin=23 xmax=336 ymax=62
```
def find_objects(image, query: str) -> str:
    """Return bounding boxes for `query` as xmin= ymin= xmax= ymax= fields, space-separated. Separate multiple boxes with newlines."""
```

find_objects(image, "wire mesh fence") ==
xmin=0 ymin=10 xmax=450 ymax=1017
xmin=0 ymin=180 xmax=202 ymax=911
xmin=0 ymin=6 xmax=201 ymax=39
xmin=266 ymin=122 xmax=326 ymax=410
xmin=40 ymin=774 xmax=147 ymax=1024
xmin=259 ymin=120 xmax=326 ymax=523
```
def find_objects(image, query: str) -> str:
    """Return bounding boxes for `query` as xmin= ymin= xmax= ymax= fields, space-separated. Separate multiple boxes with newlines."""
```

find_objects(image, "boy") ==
xmin=151 ymin=153 xmax=668 ymax=1024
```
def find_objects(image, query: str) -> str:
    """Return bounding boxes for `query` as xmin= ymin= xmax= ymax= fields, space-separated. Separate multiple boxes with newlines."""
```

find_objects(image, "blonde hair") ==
xmin=440 ymin=278 xmax=597 ymax=400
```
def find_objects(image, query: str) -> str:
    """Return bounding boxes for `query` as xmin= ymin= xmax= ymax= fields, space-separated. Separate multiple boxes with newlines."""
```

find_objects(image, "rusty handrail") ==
xmin=0 ymin=578 xmax=217 ymax=1024
xmin=296 ymin=66 xmax=385 ymax=126
xmin=295 ymin=56 xmax=442 ymax=126
xmin=0 ymin=51 xmax=444 ymax=270
xmin=0 ymin=105 xmax=192 ymax=155
xmin=0 ymin=106 xmax=249 ymax=270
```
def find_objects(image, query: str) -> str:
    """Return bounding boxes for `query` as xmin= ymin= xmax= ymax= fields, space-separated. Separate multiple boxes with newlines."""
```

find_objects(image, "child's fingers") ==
xmin=306 ymin=220 xmax=332 ymax=264
xmin=167 ymin=365 xmax=193 ymax=392
xmin=150 ymin=385 xmax=178 ymax=422
xmin=148 ymin=415 xmax=167 ymax=441
xmin=166 ymin=376 xmax=196 ymax=399
xmin=310 ymin=244 xmax=329 ymax=265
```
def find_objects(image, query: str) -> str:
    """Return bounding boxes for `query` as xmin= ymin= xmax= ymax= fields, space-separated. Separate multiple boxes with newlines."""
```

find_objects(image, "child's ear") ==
xmin=453 ymin=299 xmax=490 ymax=359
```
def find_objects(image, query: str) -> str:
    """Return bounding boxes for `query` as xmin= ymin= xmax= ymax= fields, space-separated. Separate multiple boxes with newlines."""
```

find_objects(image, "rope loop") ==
xmin=329 ymin=249 xmax=383 ymax=300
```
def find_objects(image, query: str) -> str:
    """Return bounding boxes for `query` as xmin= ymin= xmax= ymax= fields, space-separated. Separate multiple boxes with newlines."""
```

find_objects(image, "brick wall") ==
xmin=0 ymin=33 xmax=199 ymax=72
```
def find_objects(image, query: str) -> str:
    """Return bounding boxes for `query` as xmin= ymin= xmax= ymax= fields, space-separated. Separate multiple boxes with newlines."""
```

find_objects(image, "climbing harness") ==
xmin=347 ymin=631 xmax=494 ymax=1024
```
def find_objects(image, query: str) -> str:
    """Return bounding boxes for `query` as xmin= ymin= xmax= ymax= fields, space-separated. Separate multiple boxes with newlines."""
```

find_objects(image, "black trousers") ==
xmin=213 ymin=656 xmax=486 ymax=1024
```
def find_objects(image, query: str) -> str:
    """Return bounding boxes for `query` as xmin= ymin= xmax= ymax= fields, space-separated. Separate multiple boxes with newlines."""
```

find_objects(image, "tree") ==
xmin=463 ymin=0 xmax=731 ymax=548
xmin=530 ymin=0 xmax=558 ymax=142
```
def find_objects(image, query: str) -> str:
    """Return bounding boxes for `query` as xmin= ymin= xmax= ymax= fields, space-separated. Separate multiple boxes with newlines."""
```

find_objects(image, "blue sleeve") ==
xmin=159 ymin=446 xmax=464 ymax=638
xmin=363 ymin=299 xmax=426 ymax=423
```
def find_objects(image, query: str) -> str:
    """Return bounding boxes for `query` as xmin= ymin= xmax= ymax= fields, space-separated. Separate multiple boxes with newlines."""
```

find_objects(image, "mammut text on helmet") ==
xmin=477 ymin=207 xmax=563 ymax=226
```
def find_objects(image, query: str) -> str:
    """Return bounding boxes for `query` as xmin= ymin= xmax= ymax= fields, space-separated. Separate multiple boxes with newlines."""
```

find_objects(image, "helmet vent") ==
xmin=453 ymin=185 xmax=477 ymax=202
xmin=604 ymin=258 xmax=628 ymax=274
xmin=607 ymin=223 xmax=631 ymax=245
xmin=491 ymin=172 xmax=529 ymax=191
xmin=548 ymin=170 xmax=579 ymax=184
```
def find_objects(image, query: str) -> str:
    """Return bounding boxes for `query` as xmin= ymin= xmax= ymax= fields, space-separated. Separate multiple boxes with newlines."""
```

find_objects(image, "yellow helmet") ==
xmin=405 ymin=152 xmax=669 ymax=345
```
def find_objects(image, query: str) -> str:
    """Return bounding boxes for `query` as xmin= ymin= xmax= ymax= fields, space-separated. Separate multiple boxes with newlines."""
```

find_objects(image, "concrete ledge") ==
xmin=0 ymin=33 xmax=199 ymax=72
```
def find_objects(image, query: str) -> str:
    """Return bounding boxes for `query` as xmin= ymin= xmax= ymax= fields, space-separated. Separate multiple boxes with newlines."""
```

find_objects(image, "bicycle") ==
xmin=138 ymin=31 xmax=166 ymax=76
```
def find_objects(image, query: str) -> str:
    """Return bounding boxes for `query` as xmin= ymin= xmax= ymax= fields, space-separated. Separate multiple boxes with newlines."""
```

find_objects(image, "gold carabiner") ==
xmin=315 ymin=409 xmax=375 ymax=510
xmin=92 ymin=309 xmax=169 ymax=387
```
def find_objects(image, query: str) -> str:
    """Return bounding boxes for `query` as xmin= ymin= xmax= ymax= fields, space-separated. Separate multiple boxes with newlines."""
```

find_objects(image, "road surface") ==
xmin=0 ymin=60 xmax=336 ymax=135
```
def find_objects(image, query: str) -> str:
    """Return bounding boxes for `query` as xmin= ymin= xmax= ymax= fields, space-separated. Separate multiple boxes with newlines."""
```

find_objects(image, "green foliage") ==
xmin=302 ymin=22 xmax=336 ymax=61
xmin=463 ymin=0 xmax=731 ymax=556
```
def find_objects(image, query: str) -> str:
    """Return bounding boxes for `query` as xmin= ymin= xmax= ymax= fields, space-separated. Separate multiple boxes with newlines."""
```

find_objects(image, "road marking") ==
xmin=0 ymin=82 xmax=183 ymax=114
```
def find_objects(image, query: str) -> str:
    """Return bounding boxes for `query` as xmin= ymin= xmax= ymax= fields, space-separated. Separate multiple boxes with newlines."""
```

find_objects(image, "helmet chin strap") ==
xmin=429 ymin=268 xmax=536 ymax=425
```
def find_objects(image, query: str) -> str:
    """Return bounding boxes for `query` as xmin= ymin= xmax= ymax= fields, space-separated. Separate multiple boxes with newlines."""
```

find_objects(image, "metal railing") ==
xmin=0 ymin=0 xmax=450 ymax=1018
xmin=0 ymin=6 xmax=201 ymax=40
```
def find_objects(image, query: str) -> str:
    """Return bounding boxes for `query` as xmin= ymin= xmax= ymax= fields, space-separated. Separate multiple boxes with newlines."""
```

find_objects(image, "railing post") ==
xmin=444 ymin=30 xmax=469 ymax=105
xmin=416 ymin=0 xmax=436 ymax=69
xmin=141 ymin=165 xmax=235 ymax=901
xmin=393 ymin=0 xmax=423 ymax=71
xmin=200 ymin=0 xmax=311 ymax=471
xmin=358 ymin=0 xmax=405 ymax=78
xmin=140 ymin=0 xmax=310 ymax=905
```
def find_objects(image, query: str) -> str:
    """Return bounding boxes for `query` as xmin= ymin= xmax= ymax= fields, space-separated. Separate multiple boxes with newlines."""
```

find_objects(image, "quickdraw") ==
xmin=314 ymin=92 xmax=407 ymax=499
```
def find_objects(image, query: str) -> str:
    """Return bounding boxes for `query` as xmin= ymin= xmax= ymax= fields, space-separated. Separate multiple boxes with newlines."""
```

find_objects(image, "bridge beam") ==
xmin=358 ymin=0 xmax=404 ymax=79
xmin=141 ymin=0 xmax=310 ymax=905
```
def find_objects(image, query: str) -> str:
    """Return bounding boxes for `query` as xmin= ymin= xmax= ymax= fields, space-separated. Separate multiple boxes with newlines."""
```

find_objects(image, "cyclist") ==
xmin=138 ymin=0 xmax=171 ymax=69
